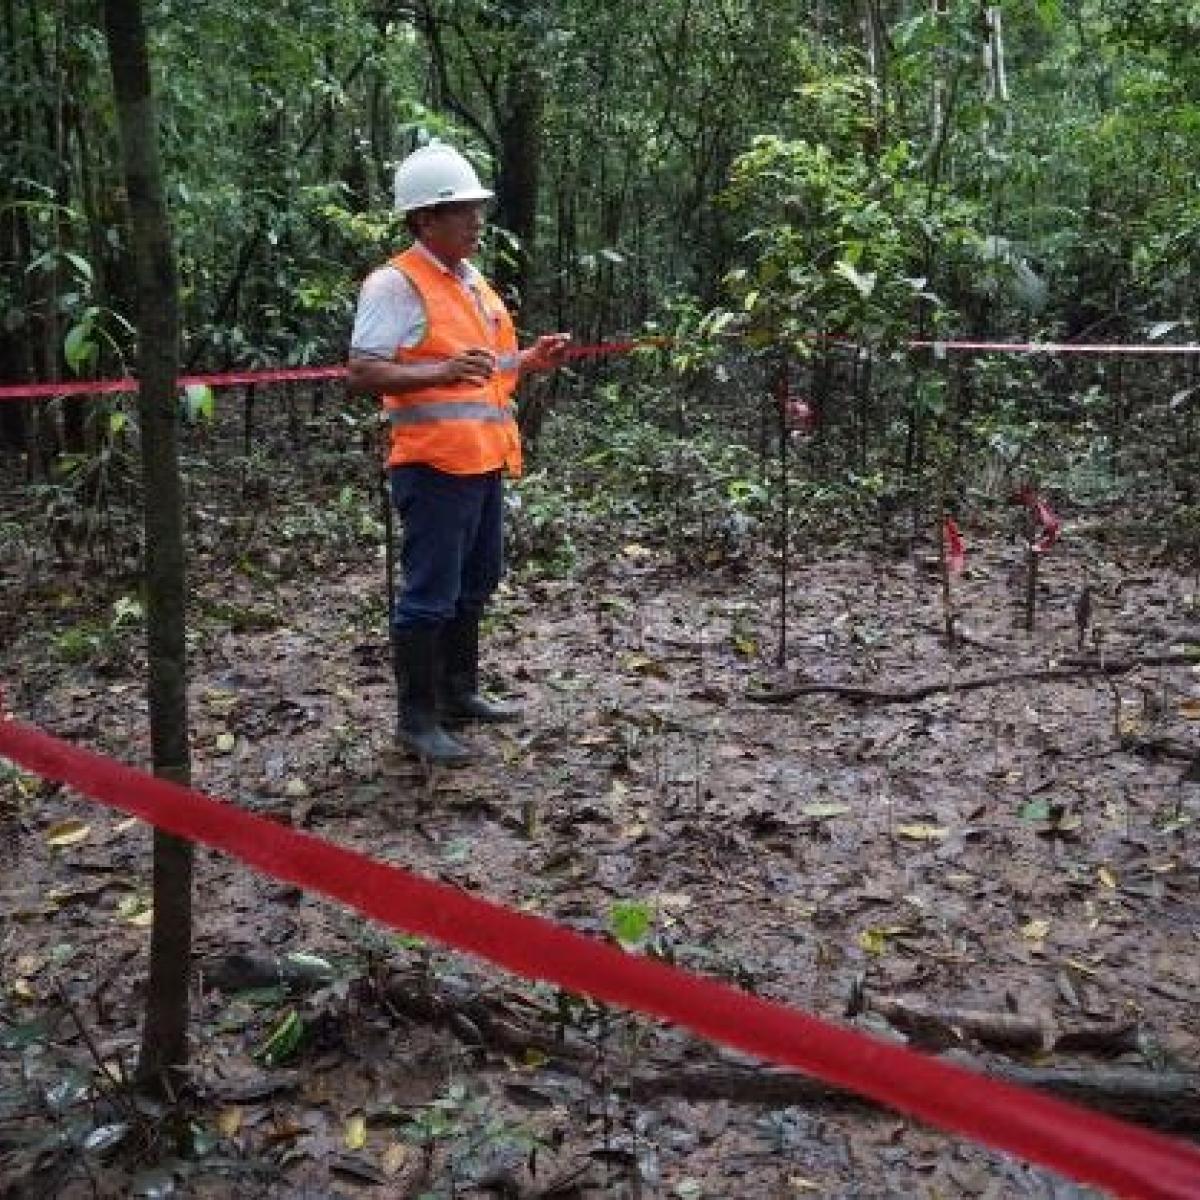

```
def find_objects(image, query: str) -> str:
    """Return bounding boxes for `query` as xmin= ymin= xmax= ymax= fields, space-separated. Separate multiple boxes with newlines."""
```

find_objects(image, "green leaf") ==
xmin=182 ymin=383 xmax=215 ymax=423
xmin=63 ymin=252 xmax=93 ymax=284
xmin=254 ymin=1008 xmax=305 ymax=1065
xmin=833 ymin=260 xmax=877 ymax=298
xmin=609 ymin=899 xmax=654 ymax=949
xmin=63 ymin=323 xmax=96 ymax=374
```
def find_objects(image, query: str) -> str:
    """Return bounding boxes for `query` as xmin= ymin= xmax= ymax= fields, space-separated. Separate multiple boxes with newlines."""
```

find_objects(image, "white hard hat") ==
xmin=393 ymin=142 xmax=494 ymax=214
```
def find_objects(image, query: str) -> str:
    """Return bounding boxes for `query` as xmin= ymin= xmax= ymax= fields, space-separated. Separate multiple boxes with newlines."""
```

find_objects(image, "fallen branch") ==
xmin=208 ymin=958 xmax=1200 ymax=1135
xmin=626 ymin=1062 xmax=1200 ymax=1135
xmin=864 ymin=995 xmax=1140 ymax=1056
xmin=375 ymin=969 xmax=1200 ymax=1135
xmin=749 ymin=652 xmax=1199 ymax=706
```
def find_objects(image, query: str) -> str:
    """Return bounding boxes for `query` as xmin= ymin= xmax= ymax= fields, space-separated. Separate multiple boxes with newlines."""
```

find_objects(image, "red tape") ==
xmin=559 ymin=337 xmax=671 ymax=361
xmin=1 ymin=718 xmax=1199 ymax=1197
xmin=4 ymin=337 xmax=1200 ymax=402
xmin=0 ymin=365 xmax=347 ymax=403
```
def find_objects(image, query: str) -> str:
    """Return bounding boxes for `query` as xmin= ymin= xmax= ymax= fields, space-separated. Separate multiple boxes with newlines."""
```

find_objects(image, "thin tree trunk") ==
xmin=101 ymin=0 xmax=194 ymax=1096
xmin=494 ymin=51 xmax=542 ymax=315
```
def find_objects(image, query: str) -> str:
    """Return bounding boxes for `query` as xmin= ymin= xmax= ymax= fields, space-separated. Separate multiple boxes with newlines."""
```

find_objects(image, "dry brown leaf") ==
xmin=381 ymin=1141 xmax=414 ymax=1176
xmin=217 ymin=1107 xmax=243 ymax=1137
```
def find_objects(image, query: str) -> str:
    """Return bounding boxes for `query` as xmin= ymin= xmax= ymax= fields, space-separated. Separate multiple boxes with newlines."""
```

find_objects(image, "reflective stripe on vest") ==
xmin=388 ymin=399 xmax=513 ymax=426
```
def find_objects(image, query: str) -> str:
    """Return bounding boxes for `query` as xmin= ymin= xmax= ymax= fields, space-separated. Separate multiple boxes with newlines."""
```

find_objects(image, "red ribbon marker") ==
xmin=943 ymin=516 xmax=966 ymax=574
xmin=1012 ymin=485 xmax=1062 ymax=554
xmin=2 ymin=718 xmax=1200 ymax=1198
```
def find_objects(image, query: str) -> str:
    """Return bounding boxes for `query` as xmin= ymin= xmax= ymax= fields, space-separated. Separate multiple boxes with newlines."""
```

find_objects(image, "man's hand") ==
xmin=440 ymin=347 xmax=496 ymax=385
xmin=521 ymin=333 xmax=572 ymax=372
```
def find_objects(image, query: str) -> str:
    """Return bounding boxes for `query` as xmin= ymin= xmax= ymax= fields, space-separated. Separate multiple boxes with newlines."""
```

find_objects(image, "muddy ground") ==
xmin=1 ymin=425 xmax=1198 ymax=1199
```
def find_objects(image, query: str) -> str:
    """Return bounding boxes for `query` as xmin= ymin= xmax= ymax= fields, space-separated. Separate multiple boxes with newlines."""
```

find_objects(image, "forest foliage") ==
xmin=2 ymin=0 xmax=1198 ymax=527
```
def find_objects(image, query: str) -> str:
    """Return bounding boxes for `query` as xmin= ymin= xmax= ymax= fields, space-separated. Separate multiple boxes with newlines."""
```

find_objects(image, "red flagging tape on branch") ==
xmin=2 ymin=719 xmax=1199 ymax=1197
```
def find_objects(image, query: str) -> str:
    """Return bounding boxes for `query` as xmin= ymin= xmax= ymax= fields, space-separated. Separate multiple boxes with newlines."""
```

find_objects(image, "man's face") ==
xmin=415 ymin=201 xmax=488 ymax=264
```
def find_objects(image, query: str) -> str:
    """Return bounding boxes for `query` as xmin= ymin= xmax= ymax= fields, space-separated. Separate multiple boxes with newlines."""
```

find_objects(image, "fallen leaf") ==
xmin=344 ymin=1112 xmax=367 ymax=1150
xmin=620 ymin=653 xmax=670 ymax=679
xmin=1118 ymin=712 xmax=1145 ymax=737
xmin=284 ymin=778 xmax=309 ymax=798
xmin=45 ymin=819 xmax=91 ymax=847
xmin=215 ymin=732 xmax=236 ymax=754
xmin=117 ymin=894 xmax=153 ymax=926
xmin=859 ymin=927 xmax=890 ymax=956
xmin=381 ymin=1141 xmax=414 ymax=1176
xmin=801 ymin=802 xmax=851 ymax=819
xmin=217 ymin=1106 xmax=243 ymax=1137
xmin=896 ymin=824 xmax=948 ymax=841
xmin=1179 ymin=698 xmax=1200 ymax=720
xmin=14 ymin=953 xmax=42 ymax=976
xmin=1098 ymin=866 xmax=1118 ymax=890
xmin=1022 ymin=918 xmax=1050 ymax=942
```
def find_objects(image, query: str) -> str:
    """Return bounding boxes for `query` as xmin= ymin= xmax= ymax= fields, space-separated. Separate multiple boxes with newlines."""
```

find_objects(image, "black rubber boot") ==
xmin=440 ymin=614 xmax=524 ymax=724
xmin=393 ymin=626 xmax=475 ymax=766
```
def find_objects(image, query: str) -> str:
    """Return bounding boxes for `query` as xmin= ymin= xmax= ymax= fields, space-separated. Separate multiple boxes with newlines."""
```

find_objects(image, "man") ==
xmin=348 ymin=142 xmax=570 ymax=766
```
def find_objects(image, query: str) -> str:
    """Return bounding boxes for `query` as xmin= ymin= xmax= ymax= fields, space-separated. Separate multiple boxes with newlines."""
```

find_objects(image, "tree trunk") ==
xmin=494 ymin=52 xmax=542 ymax=316
xmin=101 ymin=0 xmax=194 ymax=1096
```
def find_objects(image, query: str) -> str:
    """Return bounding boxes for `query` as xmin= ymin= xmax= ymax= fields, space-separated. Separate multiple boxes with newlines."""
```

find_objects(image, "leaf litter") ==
xmin=1 ymin=465 xmax=1199 ymax=1197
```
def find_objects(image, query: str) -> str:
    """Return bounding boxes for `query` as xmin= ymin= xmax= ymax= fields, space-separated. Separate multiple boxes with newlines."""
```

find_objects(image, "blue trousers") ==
xmin=390 ymin=465 xmax=504 ymax=630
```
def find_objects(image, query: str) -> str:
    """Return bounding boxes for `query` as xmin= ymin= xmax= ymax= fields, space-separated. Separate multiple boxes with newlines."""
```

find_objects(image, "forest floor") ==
xmin=1 ymin=425 xmax=1199 ymax=1200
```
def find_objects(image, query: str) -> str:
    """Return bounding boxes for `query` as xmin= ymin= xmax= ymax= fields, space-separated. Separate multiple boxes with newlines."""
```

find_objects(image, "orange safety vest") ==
xmin=382 ymin=246 xmax=522 ymax=476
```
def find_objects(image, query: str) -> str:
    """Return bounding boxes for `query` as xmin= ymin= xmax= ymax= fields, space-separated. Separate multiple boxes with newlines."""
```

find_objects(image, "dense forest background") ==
xmin=2 ymin=0 xmax=1198 ymax=537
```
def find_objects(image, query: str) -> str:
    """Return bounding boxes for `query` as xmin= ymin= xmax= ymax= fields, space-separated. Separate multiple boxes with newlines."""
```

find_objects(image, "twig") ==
xmin=749 ymin=652 xmax=1199 ymax=706
xmin=53 ymin=977 xmax=139 ymax=1122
